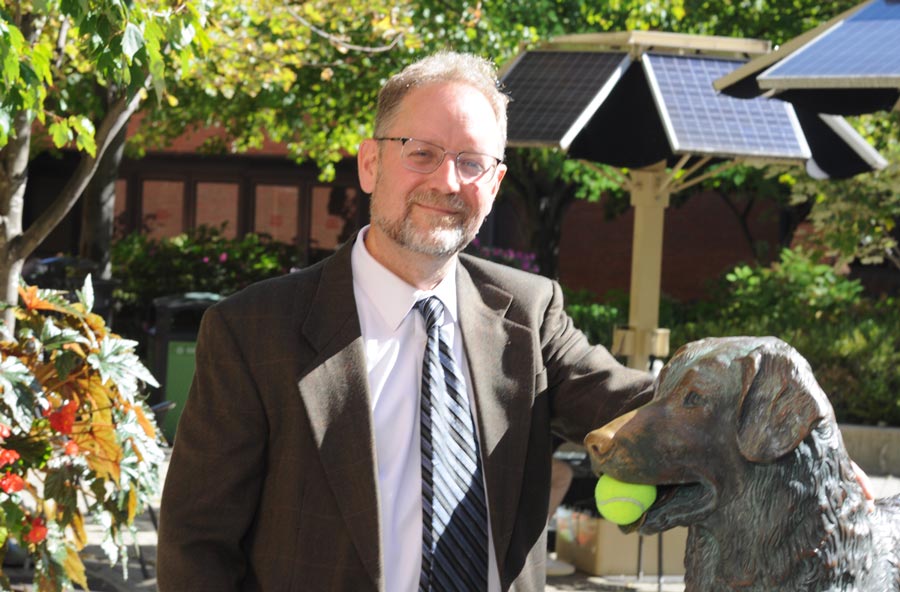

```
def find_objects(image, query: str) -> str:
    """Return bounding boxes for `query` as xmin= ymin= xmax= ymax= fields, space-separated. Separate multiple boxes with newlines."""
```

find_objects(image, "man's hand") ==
xmin=851 ymin=460 xmax=876 ymax=513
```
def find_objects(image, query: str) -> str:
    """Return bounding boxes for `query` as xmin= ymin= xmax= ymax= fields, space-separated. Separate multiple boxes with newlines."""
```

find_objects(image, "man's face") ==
xmin=358 ymin=82 xmax=507 ymax=258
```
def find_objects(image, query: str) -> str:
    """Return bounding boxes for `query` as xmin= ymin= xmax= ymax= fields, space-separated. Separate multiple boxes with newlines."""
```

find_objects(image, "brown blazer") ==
xmin=157 ymin=237 xmax=652 ymax=591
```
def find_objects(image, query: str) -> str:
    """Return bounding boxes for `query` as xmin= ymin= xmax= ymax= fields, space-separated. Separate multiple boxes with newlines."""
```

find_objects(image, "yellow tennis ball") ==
xmin=594 ymin=474 xmax=657 ymax=525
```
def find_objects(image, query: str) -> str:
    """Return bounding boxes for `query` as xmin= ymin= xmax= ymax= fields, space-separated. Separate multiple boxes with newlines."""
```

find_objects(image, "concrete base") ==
xmin=839 ymin=423 xmax=900 ymax=476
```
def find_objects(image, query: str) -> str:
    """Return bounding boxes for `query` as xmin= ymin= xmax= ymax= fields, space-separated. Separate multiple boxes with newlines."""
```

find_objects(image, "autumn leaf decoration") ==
xmin=1 ymin=276 xmax=164 ymax=591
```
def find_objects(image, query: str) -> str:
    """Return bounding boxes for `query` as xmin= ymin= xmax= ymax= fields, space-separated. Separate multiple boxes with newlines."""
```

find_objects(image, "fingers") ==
xmin=850 ymin=459 xmax=876 ymax=513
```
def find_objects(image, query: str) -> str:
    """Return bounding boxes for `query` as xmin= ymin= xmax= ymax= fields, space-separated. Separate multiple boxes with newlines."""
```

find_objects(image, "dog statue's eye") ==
xmin=684 ymin=390 xmax=703 ymax=408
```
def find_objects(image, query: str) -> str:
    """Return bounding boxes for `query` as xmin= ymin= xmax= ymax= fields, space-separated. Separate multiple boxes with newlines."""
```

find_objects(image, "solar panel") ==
xmin=759 ymin=0 xmax=900 ymax=88
xmin=501 ymin=51 xmax=630 ymax=148
xmin=643 ymin=53 xmax=811 ymax=160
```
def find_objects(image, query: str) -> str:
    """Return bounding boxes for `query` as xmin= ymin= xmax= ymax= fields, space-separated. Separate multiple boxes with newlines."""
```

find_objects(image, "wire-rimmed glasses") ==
xmin=375 ymin=137 xmax=502 ymax=184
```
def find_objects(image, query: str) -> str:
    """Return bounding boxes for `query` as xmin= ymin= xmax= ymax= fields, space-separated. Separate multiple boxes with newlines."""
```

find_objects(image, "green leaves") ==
xmin=122 ymin=22 xmax=145 ymax=62
xmin=0 ymin=356 xmax=39 ymax=432
xmin=87 ymin=335 xmax=159 ymax=398
xmin=1 ymin=0 xmax=208 ymax=156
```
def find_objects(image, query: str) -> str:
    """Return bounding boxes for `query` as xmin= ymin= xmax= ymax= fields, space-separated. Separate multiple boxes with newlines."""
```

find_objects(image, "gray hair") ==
xmin=374 ymin=51 xmax=509 ymax=153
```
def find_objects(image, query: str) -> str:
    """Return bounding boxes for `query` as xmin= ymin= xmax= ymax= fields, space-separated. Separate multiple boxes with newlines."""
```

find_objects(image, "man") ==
xmin=158 ymin=51 xmax=652 ymax=591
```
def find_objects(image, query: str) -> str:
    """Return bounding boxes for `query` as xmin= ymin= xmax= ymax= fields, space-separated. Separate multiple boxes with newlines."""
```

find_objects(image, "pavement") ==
xmin=4 ymin=452 xmax=899 ymax=591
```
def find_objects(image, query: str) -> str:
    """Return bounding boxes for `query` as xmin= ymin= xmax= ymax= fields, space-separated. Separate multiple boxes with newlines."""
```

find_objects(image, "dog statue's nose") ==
xmin=585 ymin=408 xmax=638 ymax=461
xmin=585 ymin=429 xmax=615 ymax=459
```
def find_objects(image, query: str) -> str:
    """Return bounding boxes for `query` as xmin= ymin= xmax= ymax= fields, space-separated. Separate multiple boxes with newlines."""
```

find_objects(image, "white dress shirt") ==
xmin=351 ymin=227 xmax=500 ymax=592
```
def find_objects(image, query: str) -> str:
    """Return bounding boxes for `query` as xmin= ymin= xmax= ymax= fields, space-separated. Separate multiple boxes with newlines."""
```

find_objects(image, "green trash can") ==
xmin=149 ymin=292 xmax=222 ymax=443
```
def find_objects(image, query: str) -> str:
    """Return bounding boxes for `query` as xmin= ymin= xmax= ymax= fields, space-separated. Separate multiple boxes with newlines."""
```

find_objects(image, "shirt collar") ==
xmin=351 ymin=226 xmax=459 ymax=331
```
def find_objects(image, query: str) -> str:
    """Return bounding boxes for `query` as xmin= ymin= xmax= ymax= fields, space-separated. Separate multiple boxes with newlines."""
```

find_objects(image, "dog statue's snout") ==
xmin=585 ymin=408 xmax=638 ymax=463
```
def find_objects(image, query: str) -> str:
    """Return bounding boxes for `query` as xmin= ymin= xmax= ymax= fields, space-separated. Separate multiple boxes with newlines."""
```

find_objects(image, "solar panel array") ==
xmin=760 ymin=0 xmax=900 ymax=85
xmin=644 ymin=53 xmax=811 ymax=160
xmin=501 ymin=51 xmax=629 ymax=146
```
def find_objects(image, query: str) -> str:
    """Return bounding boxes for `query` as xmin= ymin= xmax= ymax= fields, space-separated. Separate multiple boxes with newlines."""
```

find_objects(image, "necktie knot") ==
xmin=415 ymin=296 xmax=444 ymax=333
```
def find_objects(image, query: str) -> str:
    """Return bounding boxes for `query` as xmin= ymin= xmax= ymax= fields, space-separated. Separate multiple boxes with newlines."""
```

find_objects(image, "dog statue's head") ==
xmin=586 ymin=336 xmax=836 ymax=533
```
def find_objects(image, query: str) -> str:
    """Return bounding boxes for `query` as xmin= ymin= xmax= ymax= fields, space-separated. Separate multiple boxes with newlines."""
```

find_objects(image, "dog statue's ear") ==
xmin=736 ymin=340 xmax=830 ymax=463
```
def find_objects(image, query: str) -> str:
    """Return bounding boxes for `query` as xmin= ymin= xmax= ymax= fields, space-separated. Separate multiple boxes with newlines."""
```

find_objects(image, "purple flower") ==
xmin=219 ymin=252 xmax=228 ymax=263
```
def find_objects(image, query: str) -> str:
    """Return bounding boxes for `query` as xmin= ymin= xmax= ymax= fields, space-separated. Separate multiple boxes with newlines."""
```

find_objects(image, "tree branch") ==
xmin=284 ymin=6 xmax=403 ymax=53
xmin=17 ymin=81 xmax=148 ymax=260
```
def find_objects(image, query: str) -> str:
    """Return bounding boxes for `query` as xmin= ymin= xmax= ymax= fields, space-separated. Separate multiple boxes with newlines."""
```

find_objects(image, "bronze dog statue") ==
xmin=586 ymin=336 xmax=900 ymax=591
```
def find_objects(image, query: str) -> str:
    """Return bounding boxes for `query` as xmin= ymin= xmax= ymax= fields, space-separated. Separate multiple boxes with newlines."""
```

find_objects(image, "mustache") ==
xmin=407 ymin=190 xmax=469 ymax=215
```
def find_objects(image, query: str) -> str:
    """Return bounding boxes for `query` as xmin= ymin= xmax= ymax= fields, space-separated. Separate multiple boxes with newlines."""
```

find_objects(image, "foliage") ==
xmin=126 ymin=0 xmax=417 ymax=179
xmin=110 ymin=225 xmax=300 ymax=334
xmin=667 ymin=248 xmax=900 ymax=426
xmin=782 ymin=114 xmax=900 ymax=271
xmin=564 ymin=287 xmax=692 ymax=348
xmin=127 ymin=0 xmax=553 ymax=179
xmin=563 ymin=288 xmax=625 ymax=347
xmin=0 ymin=277 xmax=164 ymax=590
xmin=705 ymin=247 xmax=864 ymax=326
xmin=0 ymin=0 xmax=206 ymax=150
xmin=565 ymin=247 xmax=900 ymax=426
xmin=0 ymin=0 xmax=207 ymax=309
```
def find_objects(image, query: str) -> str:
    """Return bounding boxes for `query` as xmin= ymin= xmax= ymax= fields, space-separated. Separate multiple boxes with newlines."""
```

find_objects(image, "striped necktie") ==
xmin=416 ymin=296 xmax=489 ymax=592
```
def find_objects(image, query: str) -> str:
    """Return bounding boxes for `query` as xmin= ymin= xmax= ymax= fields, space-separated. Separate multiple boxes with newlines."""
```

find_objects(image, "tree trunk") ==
xmin=80 ymin=124 xmax=127 ymax=280
xmin=0 ymin=111 xmax=32 ymax=330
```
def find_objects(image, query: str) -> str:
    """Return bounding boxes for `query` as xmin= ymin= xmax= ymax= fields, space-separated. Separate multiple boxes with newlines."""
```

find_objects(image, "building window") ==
xmin=141 ymin=180 xmax=185 ymax=239
xmin=254 ymin=184 xmax=300 ymax=244
xmin=196 ymin=182 xmax=240 ymax=238
xmin=109 ymin=154 xmax=365 ymax=266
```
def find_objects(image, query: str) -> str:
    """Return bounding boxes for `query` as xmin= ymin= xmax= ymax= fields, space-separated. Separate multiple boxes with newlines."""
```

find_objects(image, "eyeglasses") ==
xmin=374 ymin=137 xmax=502 ymax=184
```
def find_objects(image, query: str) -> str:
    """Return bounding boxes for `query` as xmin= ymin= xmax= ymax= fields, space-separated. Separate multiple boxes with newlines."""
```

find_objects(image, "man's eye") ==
xmin=408 ymin=148 xmax=438 ymax=163
xmin=459 ymin=159 xmax=486 ymax=175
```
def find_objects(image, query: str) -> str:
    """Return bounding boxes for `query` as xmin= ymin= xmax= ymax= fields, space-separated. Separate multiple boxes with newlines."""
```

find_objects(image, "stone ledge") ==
xmin=839 ymin=423 xmax=900 ymax=476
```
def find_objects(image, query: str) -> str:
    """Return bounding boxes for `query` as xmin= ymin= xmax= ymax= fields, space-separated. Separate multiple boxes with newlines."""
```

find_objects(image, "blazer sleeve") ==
xmin=540 ymin=280 xmax=654 ymax=443
xmin=157 ymin=305 xmax=267 ymax=591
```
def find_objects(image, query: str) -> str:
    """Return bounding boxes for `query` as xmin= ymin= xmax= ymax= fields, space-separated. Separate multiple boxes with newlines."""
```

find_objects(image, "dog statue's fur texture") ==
xmin=585 ymin=336 xmax=900 ymax=591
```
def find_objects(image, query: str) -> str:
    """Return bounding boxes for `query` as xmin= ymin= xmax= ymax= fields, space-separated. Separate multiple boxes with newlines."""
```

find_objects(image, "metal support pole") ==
xmin=637 ymin=534 xmax=644 ymax=579
xmin=626 ymin=163 xmax=671 ymax=371
xmin=658 ymin=531 xmax=664 ymax=592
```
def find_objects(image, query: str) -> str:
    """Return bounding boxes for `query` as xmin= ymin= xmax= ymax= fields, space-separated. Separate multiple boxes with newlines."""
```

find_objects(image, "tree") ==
xmin=0 ymin=0 xmax=205 ymax=328
xmin=784 ymin=113 xmax=900 ymax=271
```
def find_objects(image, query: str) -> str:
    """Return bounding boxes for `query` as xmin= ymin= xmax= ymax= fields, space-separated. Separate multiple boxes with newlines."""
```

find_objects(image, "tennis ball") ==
xmin=594 ymin=474 xmax=657 ymax=525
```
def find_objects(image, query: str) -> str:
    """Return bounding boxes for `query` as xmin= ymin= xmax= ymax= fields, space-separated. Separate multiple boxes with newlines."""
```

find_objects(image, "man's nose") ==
xmin=427 ymin=155 xmax=462 ymax=193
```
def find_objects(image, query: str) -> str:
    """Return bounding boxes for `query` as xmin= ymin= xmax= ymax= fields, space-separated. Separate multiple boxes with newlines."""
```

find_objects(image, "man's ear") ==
xmin=489 ymin=163 xmax=507 ymax=197
xmin=358 ymin=139 xmax=378 ymax=194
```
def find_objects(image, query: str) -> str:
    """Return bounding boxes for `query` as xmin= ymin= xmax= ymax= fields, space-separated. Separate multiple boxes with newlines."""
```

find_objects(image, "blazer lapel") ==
xmin=456 ymin=263 xmax=536 ymax=576
xmin=296 ymin=242 xmax=383 ymax=589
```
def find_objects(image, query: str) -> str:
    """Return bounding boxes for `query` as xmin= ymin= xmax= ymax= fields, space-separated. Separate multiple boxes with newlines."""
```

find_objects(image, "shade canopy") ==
xmin=501 ymin=32 xmax=885 ymax=179
xmin=713 ymin=0 xmax=900 ymax=115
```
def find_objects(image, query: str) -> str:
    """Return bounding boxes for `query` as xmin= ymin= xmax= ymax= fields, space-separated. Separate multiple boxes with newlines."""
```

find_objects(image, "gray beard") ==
xmin=371 ymin=190 xmax=479 ymax=257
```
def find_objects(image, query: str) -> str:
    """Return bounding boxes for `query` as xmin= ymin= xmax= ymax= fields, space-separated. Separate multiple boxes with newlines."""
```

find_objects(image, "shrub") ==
xmin=563 ymin=288 xmax=694 ymax=348
xmin=565 ymin=248 xmax=900 ymax=427
xmin=0 ymin=278 xmax=164 ymax=590
xmin=110 ymin=225 xmax=301 ymax=338
xmin=563 ymin=288 xmax=624 ymax=346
